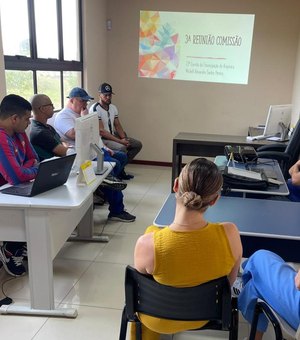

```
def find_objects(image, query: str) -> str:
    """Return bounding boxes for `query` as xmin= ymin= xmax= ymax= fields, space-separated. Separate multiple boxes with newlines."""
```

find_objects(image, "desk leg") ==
xmin=69 ymin=196 xmax=109 ymax=242
xmin=0 ymin=210 xmax=77 ymax=318
xmin=172 ymin=141 xmax=182 ymax=191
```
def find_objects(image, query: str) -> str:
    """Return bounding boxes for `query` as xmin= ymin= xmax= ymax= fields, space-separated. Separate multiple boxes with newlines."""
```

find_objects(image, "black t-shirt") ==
xmin=30 ymin=120 xmax=62 ymax=160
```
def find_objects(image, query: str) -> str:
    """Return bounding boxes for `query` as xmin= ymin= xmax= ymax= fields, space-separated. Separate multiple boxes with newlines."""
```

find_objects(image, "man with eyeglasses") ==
xmin=54 ymin=88 xmax=136 ymax=222
xmin=29 ymin=94 xmax=70 ymax=160
xmin=89 ymin=82 xmax=143 ymax=180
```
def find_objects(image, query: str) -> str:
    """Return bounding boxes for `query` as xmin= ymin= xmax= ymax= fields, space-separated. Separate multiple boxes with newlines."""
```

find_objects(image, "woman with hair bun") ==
xmin=132 ymin=157 xmax=242 ymax=340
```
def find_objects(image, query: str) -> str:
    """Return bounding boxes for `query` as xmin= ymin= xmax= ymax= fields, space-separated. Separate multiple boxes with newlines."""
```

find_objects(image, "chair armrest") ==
xmin=257 ymin=151 xmax=291 ymax=163
xmin=257 ymin=144 xmax=286 ymax=152
xmin=257 ymin=299 xmax=296 ymax=339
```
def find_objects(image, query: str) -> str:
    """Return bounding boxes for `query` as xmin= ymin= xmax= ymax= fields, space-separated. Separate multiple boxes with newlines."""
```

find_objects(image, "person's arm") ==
xmin=55 ymin=114 xmax=76 ymax=141
xmin=114 ymin=117 xmax=126 ymax=138
xmin=114 ymin=117 xmax=130 ymax=146
xmin=289 ymin=160 xmax=300 ymax=185
xmin=64 ymin=128 xmax=75 ymax=140
xmin=134 ymin=232 xmax=155 ymax=274
xmin=0 ymin=134 xmax=38 ymax=185
xmin=52 ymin=143 xmax=68 ymax=157
xmin=222 ymin=222 xmax=243 ymax=286
xmin=98 ymin=120 xmax=129 ymax=146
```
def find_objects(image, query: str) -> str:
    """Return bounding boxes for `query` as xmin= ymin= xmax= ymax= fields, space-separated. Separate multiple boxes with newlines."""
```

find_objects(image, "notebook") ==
xmin=0 ymin=153 xmax=76 ymax=197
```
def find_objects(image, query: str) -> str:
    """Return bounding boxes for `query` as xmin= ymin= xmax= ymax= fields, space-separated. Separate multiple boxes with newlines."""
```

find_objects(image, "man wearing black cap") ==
xmin=89 ymin=82 xmax=142 ymax=179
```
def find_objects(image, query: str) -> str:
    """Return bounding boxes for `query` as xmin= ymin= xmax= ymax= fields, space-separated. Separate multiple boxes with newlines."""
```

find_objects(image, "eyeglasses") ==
xmin=40 ymin=103 xmax=54 ymax=108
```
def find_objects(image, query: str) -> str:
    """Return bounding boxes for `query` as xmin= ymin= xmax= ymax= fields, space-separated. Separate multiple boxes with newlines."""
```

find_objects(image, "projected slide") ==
xmin=139 ymin=11 xmax=255 ymax=84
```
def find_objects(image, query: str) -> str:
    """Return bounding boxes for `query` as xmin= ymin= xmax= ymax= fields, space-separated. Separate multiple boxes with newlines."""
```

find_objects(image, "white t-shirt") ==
xmin=89 ymin=102 xmax=118 ymax=135
xmin=54 ymin=107 xmax=80 ymax=146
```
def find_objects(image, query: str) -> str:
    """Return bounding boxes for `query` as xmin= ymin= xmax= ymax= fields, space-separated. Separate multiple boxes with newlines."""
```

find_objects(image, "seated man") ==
xmin=89 ymin=82 xmax=143 ymax=179
xmin=53 ymin=88 xmax=136 ymax=222
xmin=0 ymin=94 xmax=39 ymax=276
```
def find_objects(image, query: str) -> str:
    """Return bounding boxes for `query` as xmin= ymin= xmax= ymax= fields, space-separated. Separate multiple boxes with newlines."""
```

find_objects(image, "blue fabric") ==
xmin=103 ymin=149 xmax=127 ymax=177
xmin=287 ymin=179 xmax=300 ymax=202
xmin=238 ymin=250 xmax=300 ymax=332
xmin=100 ymin=187 xmax=124 ymax=214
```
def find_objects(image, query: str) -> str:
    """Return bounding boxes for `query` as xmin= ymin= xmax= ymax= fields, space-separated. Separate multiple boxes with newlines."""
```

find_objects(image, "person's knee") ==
xmin=251 ymin=250 xmax=283 ymax=264
xmin=135 ymin=140 xmax=142 ymax=151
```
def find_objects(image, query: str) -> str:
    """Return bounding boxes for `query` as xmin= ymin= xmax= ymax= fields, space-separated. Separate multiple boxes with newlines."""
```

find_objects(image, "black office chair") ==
xmin=119 ymin=265 xmax=239 ymax=340
xmin=249 ymin=299 xmax=298 ymax=340
xmin=257 ymin=119 xmax=300 ymax=179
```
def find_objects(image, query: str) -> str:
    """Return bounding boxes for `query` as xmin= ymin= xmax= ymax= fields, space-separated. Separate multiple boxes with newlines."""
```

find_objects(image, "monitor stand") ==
xmin=90 ymin=143 xmax=107 ymax=175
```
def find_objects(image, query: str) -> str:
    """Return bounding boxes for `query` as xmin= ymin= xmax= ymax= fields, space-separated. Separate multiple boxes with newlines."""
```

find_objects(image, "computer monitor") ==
xmin=263 ymin=104 xmax=292 ymax=139
xmin=75 ymin=112 xmax=105 ymax=174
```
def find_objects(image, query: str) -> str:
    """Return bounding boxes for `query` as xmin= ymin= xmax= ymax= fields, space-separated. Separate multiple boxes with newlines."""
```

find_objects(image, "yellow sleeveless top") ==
xmin=139 ymin=223 xmax=235 ymax=335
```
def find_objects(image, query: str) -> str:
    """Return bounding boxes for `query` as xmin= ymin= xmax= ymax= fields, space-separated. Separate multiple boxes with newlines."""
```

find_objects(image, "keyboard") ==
xmin=247 ymin=134 xmax=267 ymax=141
xmin=1 ymin=182 xmax=33 ymax=196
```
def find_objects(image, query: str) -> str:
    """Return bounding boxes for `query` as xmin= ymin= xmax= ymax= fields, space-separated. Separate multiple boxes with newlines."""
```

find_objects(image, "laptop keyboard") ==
xmin=1 ymin=182 xmax=33 ymax=196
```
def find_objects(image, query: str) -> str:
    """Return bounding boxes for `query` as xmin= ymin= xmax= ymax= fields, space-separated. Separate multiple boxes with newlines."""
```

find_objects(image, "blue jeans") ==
xmin=287 ymin=179 xmax=300 ymax=202
xmin=101 ymin=188 xmax=124 ymax=215
xmin=100 ymin=149 xmax=127 ymax=214
xmin=103 ymin=149 xmax=127 ymax=177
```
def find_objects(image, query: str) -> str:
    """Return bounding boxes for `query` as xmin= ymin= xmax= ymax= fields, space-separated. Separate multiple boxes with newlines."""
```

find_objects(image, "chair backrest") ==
xmin=256 ymin=119 xmax=300 ymax=179
xmin=124 ymin=265 xmax=232 ymax=329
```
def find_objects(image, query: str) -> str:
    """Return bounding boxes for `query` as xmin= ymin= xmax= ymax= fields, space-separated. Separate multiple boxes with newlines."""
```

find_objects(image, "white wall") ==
xmin=0 ymin=16 xmax=6 ymax=99
xmin=82 ymin=0 xmax=108 ymax=100
xmin=105 ymin=0 xmax=300 ymax=162
xmin=291 ymin=33 xmax=300 ymax=127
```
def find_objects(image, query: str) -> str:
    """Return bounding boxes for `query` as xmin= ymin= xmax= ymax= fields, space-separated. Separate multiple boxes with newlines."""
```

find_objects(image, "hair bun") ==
xmin=181 ymin=191 xmax=203 ymax=209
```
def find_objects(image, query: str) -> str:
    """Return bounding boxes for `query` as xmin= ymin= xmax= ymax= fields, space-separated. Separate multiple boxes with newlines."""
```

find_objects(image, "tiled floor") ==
xmin=0 ymin=164 xmax=278 ymax=339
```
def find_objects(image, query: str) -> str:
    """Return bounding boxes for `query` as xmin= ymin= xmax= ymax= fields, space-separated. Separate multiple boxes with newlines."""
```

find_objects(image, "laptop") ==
xmin=0 ymin=154 xmax=76 ymax=197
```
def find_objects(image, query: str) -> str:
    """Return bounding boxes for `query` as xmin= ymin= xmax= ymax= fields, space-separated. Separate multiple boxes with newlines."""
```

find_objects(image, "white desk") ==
xmin=0 ymin=162 xmax=113 ymax=318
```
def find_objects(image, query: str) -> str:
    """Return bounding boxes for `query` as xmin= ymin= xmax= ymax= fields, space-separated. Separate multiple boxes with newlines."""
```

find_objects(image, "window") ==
xmin=0 ymin=0 xmax=83 ymax=109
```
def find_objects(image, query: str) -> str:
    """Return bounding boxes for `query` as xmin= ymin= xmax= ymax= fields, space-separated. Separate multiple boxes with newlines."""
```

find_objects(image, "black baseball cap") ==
xmin=98 ymin=83 xmax=115 ymax=95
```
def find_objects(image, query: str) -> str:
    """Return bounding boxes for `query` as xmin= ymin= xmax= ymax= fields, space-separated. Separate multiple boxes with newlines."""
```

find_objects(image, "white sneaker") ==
xmin=232 ymin=276 xmax=243 ymax=297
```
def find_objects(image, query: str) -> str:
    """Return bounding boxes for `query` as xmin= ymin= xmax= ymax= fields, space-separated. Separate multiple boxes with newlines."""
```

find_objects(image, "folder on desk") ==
xmin=222 ymin=166 xmax=269 ymax=190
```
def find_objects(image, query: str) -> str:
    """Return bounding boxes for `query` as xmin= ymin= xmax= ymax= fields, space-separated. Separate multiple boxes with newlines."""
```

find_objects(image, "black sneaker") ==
xmin=120 ymin=170 xmax=134 ymax=180
xmin=0 ymin=245 xmax=26 ymax=277
xmin=108 ymin=211 xmax=136 ymax=222
xmin=101 ymin=177 xmax=127 ymax=191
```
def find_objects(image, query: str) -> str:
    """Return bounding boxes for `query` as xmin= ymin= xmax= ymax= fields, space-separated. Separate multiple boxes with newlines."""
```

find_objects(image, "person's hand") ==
xmin=106 ymin=147 xmax=114 ymax=156
xmin=295 ymin=269 xmax=300 ymax=289
xmin=290 ymin=161 xmax=300 ymax=185
xmin=81 ymin=108 xmax=89 ymax=116
xmin=120 ymin=138 xmax=130 ymax=147
xmin=289 ymin=160 xmax=300 ymax=176
xmin=62 ymin=141 xmax=71 ymax=148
